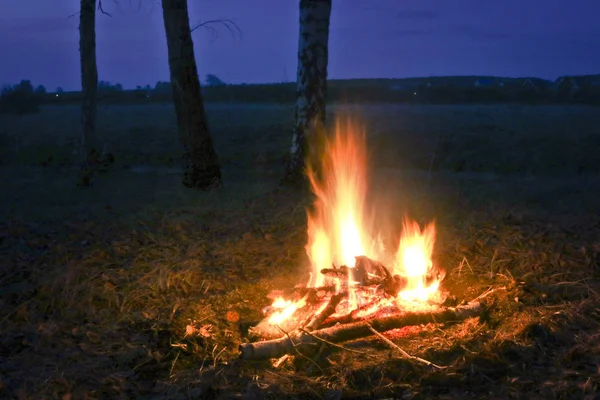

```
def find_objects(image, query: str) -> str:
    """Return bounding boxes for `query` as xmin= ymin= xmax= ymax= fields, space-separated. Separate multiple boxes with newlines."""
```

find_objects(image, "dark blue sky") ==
xmin=0 ymin=0 xmax=598 ymax=91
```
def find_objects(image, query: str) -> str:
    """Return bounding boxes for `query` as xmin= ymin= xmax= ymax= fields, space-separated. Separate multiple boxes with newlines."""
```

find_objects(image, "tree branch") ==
xmin=190 ymin=19 xmax=243 ymax=43
xmin=69 ymin=0 xmax=115 ymax=19
xmin=98 ymin=0 xmax=113 ymax=17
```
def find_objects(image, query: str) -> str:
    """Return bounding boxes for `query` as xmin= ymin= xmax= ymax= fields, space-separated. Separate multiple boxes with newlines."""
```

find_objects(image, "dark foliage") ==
xmin=41 ymin=76 xmax=600 ymax=106
xmin=204 ymin=74 xmax=227 ymax=87
xmin=0 ymin=80 xmax=43 ymax=115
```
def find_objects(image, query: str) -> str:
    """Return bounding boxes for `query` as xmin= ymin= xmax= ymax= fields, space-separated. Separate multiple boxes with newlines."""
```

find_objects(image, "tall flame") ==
xmin=394 ymin=219 xmax=439 ymax=301
xmin=306 ymin=118 xmax=439 ymax=305
xmin=306 ymin=120 xmax=376 ymax=308
xmin=263 ymin=118 xmax=441 ymax=327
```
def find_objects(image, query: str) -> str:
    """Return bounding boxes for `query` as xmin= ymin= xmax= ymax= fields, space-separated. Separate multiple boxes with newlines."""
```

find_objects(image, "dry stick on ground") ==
xmin=275 ymin=325 xmax=323 ymax=374
xmin=367 ymin=324 xmax=446 ymax=369
xmin=240 ymin=301 xmax=484 ymax=360
xmin=471 ymin=286 xmax=507 ymax=302
xmin=299 ymin=328 xmax=373 ymax=357
xmin=272 ymin=354 xmax=290 ymax=368
xmin=305 ymin=343 xmax=327 ymax=374
xmin=457 ymin=257 xmax=474 ymax=278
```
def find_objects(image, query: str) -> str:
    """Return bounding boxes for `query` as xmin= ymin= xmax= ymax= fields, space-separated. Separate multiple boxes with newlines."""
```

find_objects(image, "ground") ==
xmin=0 ymin=103 xmax=599 ymax=399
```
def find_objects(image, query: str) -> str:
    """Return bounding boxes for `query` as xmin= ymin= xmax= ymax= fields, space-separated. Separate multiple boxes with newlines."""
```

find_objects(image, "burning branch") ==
xmin=305 ymin=291 xmax=347 ymax=331
xmin=320 ymin=256 xmax=409 ymax=295
xmin=239 ymin=301 xmax=484 ymax=360
xmin=318 ymin=298 xmax=391 ymax=328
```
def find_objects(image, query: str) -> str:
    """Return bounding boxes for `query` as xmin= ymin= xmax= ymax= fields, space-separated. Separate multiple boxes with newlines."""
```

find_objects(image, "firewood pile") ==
xmin=239 ymin=256 xmax=484 ymax=360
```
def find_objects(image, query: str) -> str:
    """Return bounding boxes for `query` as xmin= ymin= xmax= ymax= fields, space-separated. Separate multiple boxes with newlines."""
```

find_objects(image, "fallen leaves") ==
xmin=185 ymin=324 xmax=213 ymax=338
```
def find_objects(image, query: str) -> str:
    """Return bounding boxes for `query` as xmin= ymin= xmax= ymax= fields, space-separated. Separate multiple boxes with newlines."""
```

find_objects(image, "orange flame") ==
xmin=394 ymin=219 xmax=439 ymax=301
xmin=264 ymin=118 xmax=441 ymax=326
xmin=267 ymin=296 xmax=306 ymax=325
xmin=306 ymin=120 xmax=376 ymax=309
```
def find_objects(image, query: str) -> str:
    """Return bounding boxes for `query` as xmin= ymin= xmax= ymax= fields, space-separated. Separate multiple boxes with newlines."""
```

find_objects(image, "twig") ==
xmin=275 ymin=325 xmax=322 ymax=373
xmin=305 ymin=343 xmax=327 ymax=374
xmin=190 ymin=19 xmax=243 ymax=43
xmin=98 ymin=0 xmax=112 ymax=17
xmin=319 ymin=298 xmax=384 ymax=328
xmin=272 ymin=354 xmax=290 ymax=368
xmin=169 ymin=351 xmax=180 ymax=377
xmin=471 ymin=286 xmax=507 ymax=302
xmin=305 ymin=291 xmax=346 ymax=331
xmin=68 ymin=0 xmax=113 ymax=19
xmin=0 ymin=298 xmax=35 ymax=326
xmin=299 ymin=328 xmax=373 ymax=358
xmin=367 ymin=324 xmax=446 ymax=369
xmin=457 ymin=256 xmax=474 ymax=277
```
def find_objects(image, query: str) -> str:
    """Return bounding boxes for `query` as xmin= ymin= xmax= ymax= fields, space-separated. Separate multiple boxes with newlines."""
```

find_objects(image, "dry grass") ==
xmin=0 ymin=103 xmax=599 ymax=399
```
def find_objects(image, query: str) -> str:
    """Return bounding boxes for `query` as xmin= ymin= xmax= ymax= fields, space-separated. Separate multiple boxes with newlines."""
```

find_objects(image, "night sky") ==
xmin=0 ymin=0 xmax=598 ymax=91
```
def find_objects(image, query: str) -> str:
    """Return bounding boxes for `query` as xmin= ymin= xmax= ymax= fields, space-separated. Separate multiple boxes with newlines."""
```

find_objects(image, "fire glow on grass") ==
xmin=266 ymin=119 xmax=441 ymax=326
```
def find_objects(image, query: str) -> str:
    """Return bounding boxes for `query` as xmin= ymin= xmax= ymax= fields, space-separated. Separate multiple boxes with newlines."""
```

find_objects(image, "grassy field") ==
xmin=1 ymin=103 xmax=599 ymax=399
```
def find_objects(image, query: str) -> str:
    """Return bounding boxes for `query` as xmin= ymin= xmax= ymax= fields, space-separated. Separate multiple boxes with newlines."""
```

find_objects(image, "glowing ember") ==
xmin=261 ymin=118 xmax=442 ymax=329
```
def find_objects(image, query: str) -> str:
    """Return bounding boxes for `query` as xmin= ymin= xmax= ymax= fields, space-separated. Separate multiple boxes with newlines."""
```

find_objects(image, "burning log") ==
xmin=321 ymin=256 xmax=391 ymax=284
xmin=321 ymin=256 xmax=408 ymax=296
xmin=320 ymin=264 xmax=350 ymax=279
xmin=319 ymin=298 xmax=389 ymax=327
xmin=239 ymin=301 xmax=484 ymax=360
xmin=305 ymin=291 xmax=347 ymax=331
xmin=355 ymin=255 xmax=393 ymax=282
xmin=297 ymin=285 xmax=338 ymax=305
xmin=296 ymin=285 xmax=338 ymax=295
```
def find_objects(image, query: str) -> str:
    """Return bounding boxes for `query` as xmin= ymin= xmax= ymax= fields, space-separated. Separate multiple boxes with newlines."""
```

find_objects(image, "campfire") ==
xmin=240 ymin=119 xmax=483 ymax=360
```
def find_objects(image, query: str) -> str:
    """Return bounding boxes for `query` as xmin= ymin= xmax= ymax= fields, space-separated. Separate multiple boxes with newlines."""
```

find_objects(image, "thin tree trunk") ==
xmin=161 ymin=0 xmax=221 ymax=189
xmin=282 ymin=0 xmax=332 ymax=185
xmin=78 ymin=0 xmax=99 ymax=186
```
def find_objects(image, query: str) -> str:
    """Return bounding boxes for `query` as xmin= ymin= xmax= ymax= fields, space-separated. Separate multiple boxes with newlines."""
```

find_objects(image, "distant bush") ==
xmin=205 ymin=74 xmax=227 ymax=87
xmin=0 ymin=80 xmax=42 ymax=115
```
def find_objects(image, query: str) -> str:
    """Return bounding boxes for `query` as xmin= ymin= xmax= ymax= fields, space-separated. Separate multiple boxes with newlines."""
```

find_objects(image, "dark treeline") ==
xmin=49 ymin=77 xmax=600 ymax=106
xmin=3 ymin=76 xmax=600 ymax=115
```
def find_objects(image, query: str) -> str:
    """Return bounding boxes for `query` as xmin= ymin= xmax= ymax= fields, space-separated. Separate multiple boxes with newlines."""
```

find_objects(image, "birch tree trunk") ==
xmin=78 ymin=0 xmax=99 ymax=186
xmin=283 ymin=0 xmax=332 ymax=184
xmin=161 ymin=0 xmax=222 ymax=189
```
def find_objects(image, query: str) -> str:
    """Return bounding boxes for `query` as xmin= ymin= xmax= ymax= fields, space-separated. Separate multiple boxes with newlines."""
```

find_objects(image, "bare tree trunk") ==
xmin=282 ymin=0 xmax=332 ymax=185
xmin=161 ymin=0 xmax=222 ymax=189
xmin=78 ymin=0 xmax=99 ymax=186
